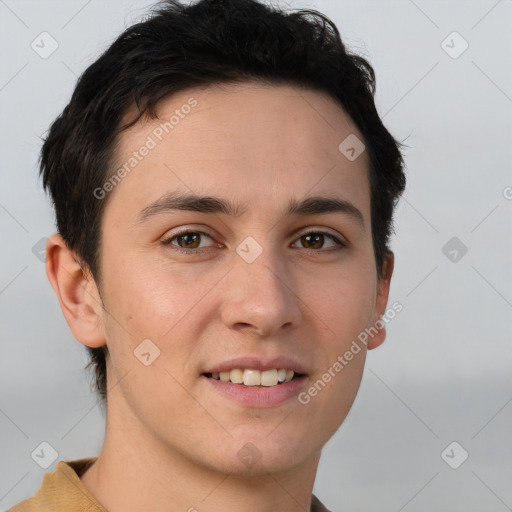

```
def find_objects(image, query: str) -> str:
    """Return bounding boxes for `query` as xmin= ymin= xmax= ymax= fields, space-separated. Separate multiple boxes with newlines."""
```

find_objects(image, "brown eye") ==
xmin=175 ymin=232 xmax=202 ymax=249
xmin=162 ymin=230 xmax=215 ymax=253
xmin=295 ymin=231 xmax=345 ymax=250
xmin=301 ymin=233 xmax=323 ymax=249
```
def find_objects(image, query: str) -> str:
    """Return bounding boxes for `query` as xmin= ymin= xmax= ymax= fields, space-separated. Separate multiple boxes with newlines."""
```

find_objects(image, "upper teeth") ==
xmin=211 ymin=369 xmax=295 ymax=386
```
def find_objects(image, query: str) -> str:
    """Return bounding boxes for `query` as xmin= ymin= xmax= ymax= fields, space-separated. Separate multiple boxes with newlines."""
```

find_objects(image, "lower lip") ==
xmin=202 ymin=375 xmax=308 ymax=408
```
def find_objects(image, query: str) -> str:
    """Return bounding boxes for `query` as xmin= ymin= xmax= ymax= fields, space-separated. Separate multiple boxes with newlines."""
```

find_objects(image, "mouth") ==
xmin=202 ymin=368 xmax=304 ymax=387
xmin=202 ymin=369 xmax=308 ymax=408
xmin=201 ymin=357 xmax=309 ymax=407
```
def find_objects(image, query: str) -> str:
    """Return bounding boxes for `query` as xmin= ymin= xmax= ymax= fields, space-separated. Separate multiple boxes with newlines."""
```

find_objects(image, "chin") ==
xmin=205 ymin=429 xmax=317 ymax=476
xmin=209 ymin=450 xmax=310 ymax=478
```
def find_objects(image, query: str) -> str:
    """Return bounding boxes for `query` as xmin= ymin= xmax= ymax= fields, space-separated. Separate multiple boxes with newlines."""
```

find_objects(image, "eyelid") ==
xmin=296 ymin=226 xmax=347 ymax=244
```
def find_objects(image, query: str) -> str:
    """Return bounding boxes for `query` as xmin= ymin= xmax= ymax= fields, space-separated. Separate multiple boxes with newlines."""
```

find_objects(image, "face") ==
xmin=94 ymin=82 xmax=391 ymax=475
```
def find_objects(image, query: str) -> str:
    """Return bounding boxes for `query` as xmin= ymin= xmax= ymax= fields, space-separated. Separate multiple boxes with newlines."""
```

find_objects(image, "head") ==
xmin=42 ymin=0 xmax=405 ymax=475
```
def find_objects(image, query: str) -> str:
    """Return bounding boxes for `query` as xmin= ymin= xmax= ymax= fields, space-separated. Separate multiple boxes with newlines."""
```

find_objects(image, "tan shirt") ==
xmin=8 ymin=458 xmax=332 ymax=512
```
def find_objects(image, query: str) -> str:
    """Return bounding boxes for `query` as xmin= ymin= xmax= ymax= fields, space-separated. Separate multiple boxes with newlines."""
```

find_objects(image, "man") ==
xmin=9 ymin=0 xmax=405 ymax=510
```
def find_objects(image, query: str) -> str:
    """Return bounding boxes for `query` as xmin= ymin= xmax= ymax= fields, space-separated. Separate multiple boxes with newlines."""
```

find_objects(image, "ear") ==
xmin=367 ymin=251 xmax=394 ymax=350
xmin=45 ymin=233 xmax=106 ymax=348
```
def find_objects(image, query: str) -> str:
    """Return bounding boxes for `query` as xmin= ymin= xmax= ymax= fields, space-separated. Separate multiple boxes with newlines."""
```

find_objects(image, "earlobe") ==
xmin=45 ymin=233 xmax=106 ymax=349
xmin=367 ymin=251 xmax=394 ymax=350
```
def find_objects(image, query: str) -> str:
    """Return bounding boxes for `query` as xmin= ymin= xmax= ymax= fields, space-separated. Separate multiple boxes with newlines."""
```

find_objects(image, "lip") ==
xmin=201 ymin=374 xmax=309 ymax=408
xmin=203 ymin=355 xmax=308 ymax=375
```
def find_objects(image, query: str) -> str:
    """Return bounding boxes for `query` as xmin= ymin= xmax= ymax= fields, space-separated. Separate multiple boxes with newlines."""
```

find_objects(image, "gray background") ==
xmin=1 ymin=0 xmax=511 ymax=511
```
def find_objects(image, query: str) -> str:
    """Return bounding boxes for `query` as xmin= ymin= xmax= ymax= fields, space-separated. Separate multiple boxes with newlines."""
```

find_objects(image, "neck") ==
xmin=80 ymin=392 xmax=321 ymax=512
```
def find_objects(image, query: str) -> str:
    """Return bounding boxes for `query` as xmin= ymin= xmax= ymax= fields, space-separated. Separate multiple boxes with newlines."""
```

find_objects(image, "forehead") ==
xmin=107 ymin=81 xmax=370 ymax=221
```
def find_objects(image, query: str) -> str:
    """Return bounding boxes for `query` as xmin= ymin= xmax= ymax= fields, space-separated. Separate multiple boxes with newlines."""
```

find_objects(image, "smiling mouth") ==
xmin=203 ymin=368 xmax=303 ymax=387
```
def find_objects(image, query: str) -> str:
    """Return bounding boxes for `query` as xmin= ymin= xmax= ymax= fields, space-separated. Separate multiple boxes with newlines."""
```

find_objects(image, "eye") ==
xmin=162 ymin=230 xmax=216 ymax=254
xmin=292 ymin=230 xmax=346 ymax=251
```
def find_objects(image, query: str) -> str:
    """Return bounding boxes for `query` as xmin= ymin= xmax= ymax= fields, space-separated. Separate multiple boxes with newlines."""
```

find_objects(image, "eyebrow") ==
xmin=136 ymin=192 xmax=365 ymax=228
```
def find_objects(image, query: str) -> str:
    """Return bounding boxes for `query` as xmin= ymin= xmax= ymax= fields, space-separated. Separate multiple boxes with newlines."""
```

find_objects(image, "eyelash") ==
xmin=161 ymin=229 xmax=347 ymax=255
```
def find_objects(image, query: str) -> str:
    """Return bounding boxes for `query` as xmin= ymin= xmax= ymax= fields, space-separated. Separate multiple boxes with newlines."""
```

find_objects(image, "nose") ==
xmin=219 ymin=244 xmax=302 ymax=338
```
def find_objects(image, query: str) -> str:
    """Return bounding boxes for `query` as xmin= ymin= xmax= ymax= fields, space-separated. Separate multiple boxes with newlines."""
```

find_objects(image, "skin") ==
xmin=46 ymin=82 xmax=393 ymax=512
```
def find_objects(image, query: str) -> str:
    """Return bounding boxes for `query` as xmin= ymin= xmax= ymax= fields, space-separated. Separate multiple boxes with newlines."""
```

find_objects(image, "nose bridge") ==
xmin=237 ymin=237 xmax=290 ymax=303
xmin=242 ymin=245 xmax=285 ymax=294
xmin=220 ymin=235 xmax=302 ymax=335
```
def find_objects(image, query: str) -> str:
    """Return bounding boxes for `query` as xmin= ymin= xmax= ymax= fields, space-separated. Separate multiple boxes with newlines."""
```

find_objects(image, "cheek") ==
xmin=310 ymin=258 xmax=376 ymax=417
xmin=98 ymin=254 xmax=206 ymax=415
xmin=305 ymin=258 xmax=377 ymax=347
xmin=100 ymin=248 xmax=200 ymax=336
xmin=303 ymin=276 xmax=373 ymax=428
xmin=99 ymin=248 xmax=226 ymax=383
